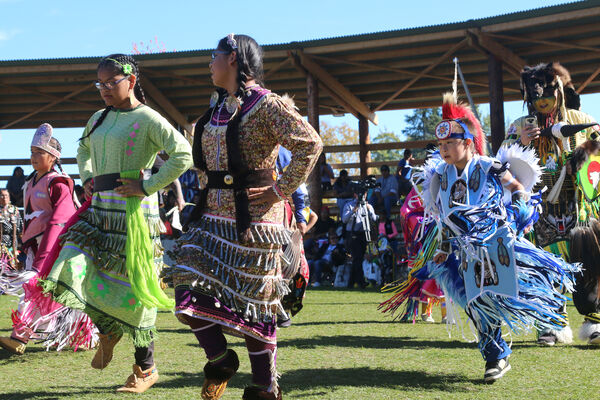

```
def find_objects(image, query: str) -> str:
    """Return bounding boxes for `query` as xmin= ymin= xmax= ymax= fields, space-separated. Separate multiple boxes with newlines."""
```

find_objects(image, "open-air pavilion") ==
xmin=2 ymin=0 xmax=600 ymax=206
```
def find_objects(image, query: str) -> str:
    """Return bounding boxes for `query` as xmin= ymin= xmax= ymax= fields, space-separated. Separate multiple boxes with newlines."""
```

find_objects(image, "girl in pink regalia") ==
xmin=0 ymin=124 xmax=96 ymax=355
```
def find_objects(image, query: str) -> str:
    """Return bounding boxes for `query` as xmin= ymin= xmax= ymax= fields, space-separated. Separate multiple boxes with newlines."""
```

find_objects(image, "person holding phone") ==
xmin=503 ymin=62 xmax=600 ymax=346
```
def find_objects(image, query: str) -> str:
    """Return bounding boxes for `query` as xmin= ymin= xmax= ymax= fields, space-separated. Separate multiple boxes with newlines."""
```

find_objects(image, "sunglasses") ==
xmin=211 ymin=50 xmax=231 ymax=59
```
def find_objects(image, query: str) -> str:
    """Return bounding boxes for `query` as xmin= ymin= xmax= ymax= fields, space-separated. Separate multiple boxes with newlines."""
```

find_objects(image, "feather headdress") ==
xmin=436 ymin=93 xmax=486 ymax=156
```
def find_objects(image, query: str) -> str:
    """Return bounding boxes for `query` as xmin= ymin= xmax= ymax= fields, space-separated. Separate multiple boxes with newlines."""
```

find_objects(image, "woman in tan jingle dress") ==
xmin=172 ymin=34 xmax=321 ymax=400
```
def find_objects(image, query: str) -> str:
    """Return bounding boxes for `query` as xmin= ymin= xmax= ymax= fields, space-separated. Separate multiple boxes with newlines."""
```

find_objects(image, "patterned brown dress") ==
xmin=173 ymin=86 xmax=322 ymax=342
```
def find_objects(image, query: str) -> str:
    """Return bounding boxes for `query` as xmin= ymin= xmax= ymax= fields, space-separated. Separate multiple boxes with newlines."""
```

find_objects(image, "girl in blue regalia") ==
xmin=417 ymin=93 xmax=579 ymax=383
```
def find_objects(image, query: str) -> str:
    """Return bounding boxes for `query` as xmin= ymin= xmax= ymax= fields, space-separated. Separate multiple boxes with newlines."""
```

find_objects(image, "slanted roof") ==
xmin=1 ymin=0 xmax=600 ymax=130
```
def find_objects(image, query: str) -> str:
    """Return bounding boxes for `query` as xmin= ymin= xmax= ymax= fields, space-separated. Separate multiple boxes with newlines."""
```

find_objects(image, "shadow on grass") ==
xmin=0 ymin=388 xmax=108 ymax=400
xmin=280 ymin=367 xmax=478 ymax=392
xmin=572 ymin=344 xmax=600 ymax=350
xmin=159 ymin=368 xmax=477 ymax=394
xmin=0 ymin=346 xmax=58 ymax=362
xmin=278 ymin=335 xmax=474 ymax=350
xmin=291 ymin=319 xmax=396 ymax=327
xmin=159 ymin=370 xmax=253 ymax=389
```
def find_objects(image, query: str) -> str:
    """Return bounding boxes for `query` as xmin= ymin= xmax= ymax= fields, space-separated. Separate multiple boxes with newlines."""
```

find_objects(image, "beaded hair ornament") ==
xmin=106 ymin=57 xmax=133 ymax=75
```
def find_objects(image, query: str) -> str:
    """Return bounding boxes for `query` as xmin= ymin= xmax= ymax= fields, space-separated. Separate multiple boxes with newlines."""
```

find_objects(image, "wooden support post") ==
xmin=488 ymin=55 xmax=505 ymax=154
xmin=306 ymin=73 xmax=323 ymax=214
xmin=359 ymin=115 xmax=371 ymax=178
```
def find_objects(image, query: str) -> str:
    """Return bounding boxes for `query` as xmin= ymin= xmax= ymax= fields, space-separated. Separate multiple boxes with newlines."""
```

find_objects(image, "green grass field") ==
xmin=0 ymin=288 xmax=598 ymax=400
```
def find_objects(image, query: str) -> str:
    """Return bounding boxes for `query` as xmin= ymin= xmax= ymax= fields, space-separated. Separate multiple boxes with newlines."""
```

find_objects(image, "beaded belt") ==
xmin=205 ymin=169 xmax=277 ymax=190
xmin=93 ymin=169 xmax=152 ymax=192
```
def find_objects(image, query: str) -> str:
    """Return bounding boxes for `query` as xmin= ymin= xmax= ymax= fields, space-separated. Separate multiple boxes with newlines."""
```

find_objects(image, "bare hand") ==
xmin=114 ymin=178 xmax=145 ymax=197
xmin=520 ymin=126 xmax=540 ymax=146
xmin=296 ymin=222 xmax=307 ymax=235
xmin=433 ymin=252 xmax=448 ymax=264
xmin=84 ymin=180 xmax=93 ymax=200
xmin=247 ymin=186 xmax=280 ymax=206
xmin=176 ymin=194 xmax=186 ymax=212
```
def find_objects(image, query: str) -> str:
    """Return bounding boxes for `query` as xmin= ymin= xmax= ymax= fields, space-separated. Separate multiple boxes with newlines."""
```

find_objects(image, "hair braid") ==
xmin=79 ymin=106 xmax=113 ymax=141
xmin=48 ymin=137 xmax=65 ymax=173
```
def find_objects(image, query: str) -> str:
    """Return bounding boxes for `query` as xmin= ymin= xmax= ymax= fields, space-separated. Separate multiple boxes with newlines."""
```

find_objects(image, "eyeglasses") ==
xmin=211 ymin=50 xmax=230 ymax=59
xmin=94 ymin=76 xmax=129 ymax=90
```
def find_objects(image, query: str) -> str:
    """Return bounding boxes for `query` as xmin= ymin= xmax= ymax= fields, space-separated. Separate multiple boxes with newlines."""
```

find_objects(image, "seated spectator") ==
xmin=308 ymin=230 xmax=346 ymax=287
xmin=319 ymin=153 xmax=335 ymax=191
xmin=6 ymin=167 xmax=25 ymax=207
xmin=334 ymin=169 xmax=354 ymax=217
xmin=396 ymin=149 xmax=414 ymax=197
xmin=378 ymin=216 xmax=399 ymax=240
xmin=369 ymin=165 xmax=398 ymax=220
xmin=311 ymin=206 xmax=337 ymax=238
xmin=378 ymin=215 xmax=400 ymax=272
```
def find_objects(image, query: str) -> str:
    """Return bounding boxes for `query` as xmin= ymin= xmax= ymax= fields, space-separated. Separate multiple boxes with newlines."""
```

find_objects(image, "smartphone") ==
xmin=524 ymin=116 xmax=537 ymax=129
xmin=524 ymin=115 xmax=538 ymax=138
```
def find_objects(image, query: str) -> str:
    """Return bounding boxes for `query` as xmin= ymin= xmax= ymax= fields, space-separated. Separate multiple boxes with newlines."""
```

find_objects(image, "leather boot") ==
xmin=91 ymin=331 xmax=122 ymax=369
xmin=201 ymin=349 xmax=240 ymax=400
xmin=0 ymin=336 xmax=26 ymax=355
xmin=242 ymin=386 xmax=282 ymax=400
xmin=116 ymin=364 xmax=158 ymax=393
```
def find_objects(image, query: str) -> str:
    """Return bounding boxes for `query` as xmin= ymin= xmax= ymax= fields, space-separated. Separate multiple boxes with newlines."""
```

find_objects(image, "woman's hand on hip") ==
xmin=115 ymin=178 xmax=145 ymax=197
xmin=247 ymin=186 xmax=279 ymax=206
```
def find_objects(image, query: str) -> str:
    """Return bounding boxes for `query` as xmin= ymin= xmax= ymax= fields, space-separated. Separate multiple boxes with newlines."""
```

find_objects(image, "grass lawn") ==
xmin=0 ymin=287 xmax=598 ymax=399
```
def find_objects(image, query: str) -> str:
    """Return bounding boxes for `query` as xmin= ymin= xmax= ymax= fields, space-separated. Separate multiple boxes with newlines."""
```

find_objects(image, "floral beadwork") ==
xmin=89 ymin=276 xmax=108 ymax=299
xmin=121 ymin=294 xmax=141 ymax=310
xmin=125 ymin=122 xmax=140 ymax=156
xmin=70 ymin=263 xmax=87 ymax=281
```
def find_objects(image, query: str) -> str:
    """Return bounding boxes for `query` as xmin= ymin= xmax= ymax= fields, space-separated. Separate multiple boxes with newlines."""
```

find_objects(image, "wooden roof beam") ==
xmin=0 ymin=83 xmax=93 ymax=129
xmin=139 ymin=75 xmax=193 ymax=134
xmin=296 ymin=51 xmax=377 ymax=124
xmin=467 ymin=29 xmax=526 ymax=75
xmin=0 ymin=82 xmax=99 ymax=110
xmin=577 ymin=65 xmax=600 ymax=94
xmin=289 ymin=53 xmax=355 ymax=117
xmin=486 ymin=32 xmax=600 ymax=55
xmin=309 ymin=53 xmax=495 ymax=91
xmin=375 ymin=38 xmax=467 ymax=112
xmin=264 ymin=58 xmax=291 ymax=81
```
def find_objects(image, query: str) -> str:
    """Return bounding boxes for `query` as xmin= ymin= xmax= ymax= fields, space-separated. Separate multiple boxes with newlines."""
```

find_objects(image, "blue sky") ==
xmin=1 ymin=0 xmax=599 ymax=180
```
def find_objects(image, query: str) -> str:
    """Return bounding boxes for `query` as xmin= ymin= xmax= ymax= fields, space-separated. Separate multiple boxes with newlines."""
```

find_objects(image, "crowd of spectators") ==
xmin=304 ymin=151 xmax=418 ymax=289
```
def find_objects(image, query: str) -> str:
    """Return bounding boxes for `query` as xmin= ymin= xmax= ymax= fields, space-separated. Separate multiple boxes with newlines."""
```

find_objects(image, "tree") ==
xmin=319 ymin=121 xmax=360 ymax=176
xmin=371 ymin=130 xmax=403 ymax=162
xmin=402 ymin=107 xmax=441 ymax=159
xmin=402 ymin=105 xmax=491 ymax=158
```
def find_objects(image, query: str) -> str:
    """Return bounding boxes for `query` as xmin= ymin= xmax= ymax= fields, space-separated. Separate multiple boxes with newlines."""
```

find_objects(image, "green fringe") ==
xmin=58 ymin=215 xmax=164 ymax=277
xmin=122 ymin=169 xmax=174 ymax=310
xmin=39 ymin=278 xmax=58 ymax=295
xmin=41 ymin=279 xmax=157 ymax=347
xmin=86 ymin=309 xmax=157 ymax=348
